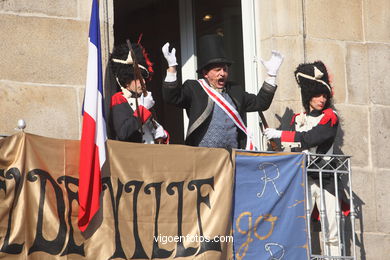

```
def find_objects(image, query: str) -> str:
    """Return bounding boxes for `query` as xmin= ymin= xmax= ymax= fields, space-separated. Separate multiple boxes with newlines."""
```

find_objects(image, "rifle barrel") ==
xmin=258 ymin=111 xmax=279 ymax=151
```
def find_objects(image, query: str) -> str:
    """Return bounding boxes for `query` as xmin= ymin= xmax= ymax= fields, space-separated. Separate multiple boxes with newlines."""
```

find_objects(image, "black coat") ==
xmin=287 ymin=109 xmax=339 ymax=154
xmin=162 ymin=79 xmax=277 ymax=148
xmin=109 ymin=91 xmax=142 ymax=142
xmin=286 ymin=109 xmax=344 ymax=197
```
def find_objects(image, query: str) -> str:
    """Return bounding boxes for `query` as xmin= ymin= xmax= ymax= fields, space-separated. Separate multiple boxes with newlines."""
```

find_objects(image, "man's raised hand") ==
xmin=260 ymin=50 xmax=284 ymax=77
xmin=162 ymin=42 xmax=178 ymax=67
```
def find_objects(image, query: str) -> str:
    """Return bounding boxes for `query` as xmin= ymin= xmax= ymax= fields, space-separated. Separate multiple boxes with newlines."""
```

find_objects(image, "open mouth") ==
xmin=217 ymin=78 xmax=225 ymax=86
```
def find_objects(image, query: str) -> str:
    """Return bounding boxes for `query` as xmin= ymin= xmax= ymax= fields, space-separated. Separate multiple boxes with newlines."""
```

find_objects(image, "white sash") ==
xmin=197 ymin=79 xmax=255 ymax=150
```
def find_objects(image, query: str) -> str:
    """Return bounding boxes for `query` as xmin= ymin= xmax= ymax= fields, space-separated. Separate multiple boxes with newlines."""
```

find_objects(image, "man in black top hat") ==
xmin=161 ymin=34 xmax=283 ymax=149
xmin=109 ymin=42 xmax=169 ymax=144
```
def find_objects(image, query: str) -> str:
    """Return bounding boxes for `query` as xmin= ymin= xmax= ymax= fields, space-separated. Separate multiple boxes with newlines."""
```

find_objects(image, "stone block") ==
xmin=258 ymin=0 xmax=302 ymax=40
xmin=333 ymin=105 xmax=369 ymax=167
xmin=368 ymin=44 xmax=390 ymax=106
xmin=0 ymin=82 xmax=80 ymax=140
xmin=355 ymin=232 xmax=390 ymax=260
xmin=364 ymin=0 xmax=390 ymax=42
xmin=305 ymin=0 xmax=363 ymax=41
xmin=346 ymin=43 xmax=369 ymax=105
xmin=273 ymin=0 xmax=302 ymax=37
xmin=0 ymin=14 xmax=88 ymax=85
xmin=350 ymin=169 xmax=376 ymax=233
xmin=374 ymin=169 xmax=390 ymax=233
xmin=259 ymin=38 xmax=273 ymax=59
xmin=76 ymin=87 xmax=85 ymax=136
xmin=0 ymin=0 xmax=77 ymax=18
xmin=257 ymin=0 xmax=273 ymax=40
xmin=79 ymin=0 xmax=93 ymax=21
xmin=260 ymin=37 xmax=304 ymax=102
xmin=370 ymin=106 xmax=390 ymax=168
xmin=306 ymin=39 xmax=347 ymax=104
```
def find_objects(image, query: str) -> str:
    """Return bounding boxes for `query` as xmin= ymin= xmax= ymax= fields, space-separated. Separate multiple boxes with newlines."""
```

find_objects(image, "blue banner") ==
xmin=233 ymin=152 xmax=308 ymax=260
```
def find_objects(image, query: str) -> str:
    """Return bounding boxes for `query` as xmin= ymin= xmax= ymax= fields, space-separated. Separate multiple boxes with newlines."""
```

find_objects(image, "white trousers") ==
xmin=308 ymin=177 xmax=341 ymax=256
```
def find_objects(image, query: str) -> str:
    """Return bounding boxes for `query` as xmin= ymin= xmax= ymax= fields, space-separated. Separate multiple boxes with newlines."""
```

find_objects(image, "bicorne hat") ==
xmin=294 ymin=61 xmax=332 ymax=112
xmin=110 ymin=43 xmax=154 ymax=86
xmin=196 ymin=34 xmax=233 ymax=73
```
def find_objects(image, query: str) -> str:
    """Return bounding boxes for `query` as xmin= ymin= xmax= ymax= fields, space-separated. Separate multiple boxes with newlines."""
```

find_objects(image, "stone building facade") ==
xmin=0 ymin=0 xmax=389 ymax=259
xmin=258 ymin=1 xmax=390 ymax=259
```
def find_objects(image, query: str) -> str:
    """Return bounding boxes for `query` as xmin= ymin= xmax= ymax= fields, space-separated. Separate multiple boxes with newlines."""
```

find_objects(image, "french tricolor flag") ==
xmin=78 ymin=0 xmax=107 ymax=232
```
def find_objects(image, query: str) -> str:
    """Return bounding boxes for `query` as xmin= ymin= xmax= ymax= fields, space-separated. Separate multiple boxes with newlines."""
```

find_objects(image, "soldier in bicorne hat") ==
xmin=109 ymin=42 xmax=169 ymax=144
xmin=161 ymin=34 xmax=283 ymax=149
xmin=264 ymin=61 xmax=343 ymax=256
xmin=264 ymin=61 xmax=337 ymax=154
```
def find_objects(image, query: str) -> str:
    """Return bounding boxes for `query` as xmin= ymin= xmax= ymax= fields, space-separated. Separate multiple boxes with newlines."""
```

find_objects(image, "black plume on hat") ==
xmin=196 ymin=34 xmax=233 ymax=73
xmin=294 ymin=61 xmax=332 ymax=112
xmin=110 ymin=43 xmax=153 ymax=87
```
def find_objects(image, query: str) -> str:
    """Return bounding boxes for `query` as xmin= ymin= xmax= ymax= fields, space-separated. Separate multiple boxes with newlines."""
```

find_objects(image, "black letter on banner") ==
xmin=102 ymin=177 xmax=127 ymax=259
xmin=188 ymin=177 xmax=221 ymax=255
xmin=0 ymin=168 xmax=24 ymax=254
xmin=0 ymin=169 xmax=5 ymax=192
xmin=144 ymin=182 xmax=173 ymax=259
xmin=166 ymin=181 xmax=197 ymax=257
xmin=57 ymin=176 xmax=85 ymax=256
xmin=27 ymin=169 xmax=67 ymax=255
xmin=124 ymin=180 xmax=149 ymax=259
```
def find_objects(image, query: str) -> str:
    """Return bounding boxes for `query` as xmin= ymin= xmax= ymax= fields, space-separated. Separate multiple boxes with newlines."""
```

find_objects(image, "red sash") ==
xmin=198 ymin=79 xmax=255 ymax=150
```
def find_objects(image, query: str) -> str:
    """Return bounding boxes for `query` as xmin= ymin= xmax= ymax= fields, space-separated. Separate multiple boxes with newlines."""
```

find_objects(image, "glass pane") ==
xmin=194 ymin=0 xmax=244 ymax=87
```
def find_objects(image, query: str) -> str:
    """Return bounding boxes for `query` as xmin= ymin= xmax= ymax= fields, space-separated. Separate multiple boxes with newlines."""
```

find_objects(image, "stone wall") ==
xmin=0 ymin=0 xmax=112 ymax=140
xmin=257 ymin=0 xmax=390 ymax=259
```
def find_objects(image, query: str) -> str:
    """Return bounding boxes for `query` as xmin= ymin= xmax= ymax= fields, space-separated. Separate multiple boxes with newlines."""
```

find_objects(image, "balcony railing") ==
xmin=306 ymin=153 xmax=356 ymax=260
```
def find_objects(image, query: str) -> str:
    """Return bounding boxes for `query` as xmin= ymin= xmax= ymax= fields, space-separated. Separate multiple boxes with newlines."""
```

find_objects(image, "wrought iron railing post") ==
xmin=334 ymin=171 xmax=342 ymax=257
xmin=306 ymin=154 xmax=313 ymax=258
xmin=348 ymin=158 xmax=357 ymax=259
xmin=318 ymin=167 xmax=329 ymax=256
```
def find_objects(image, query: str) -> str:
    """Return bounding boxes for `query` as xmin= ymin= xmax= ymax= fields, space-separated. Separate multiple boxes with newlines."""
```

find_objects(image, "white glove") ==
xmin=154 ymin=123 xmax=167 ymax=140
xmin=139 ymin=91 xmax=155 ymax=110
xmin=260 ymin=50 xmax=284 ymax=76
xmin=264 ymin=128 xmax=282 ymax=139
xmin=162 ymin=42 xmax=178 ymax=67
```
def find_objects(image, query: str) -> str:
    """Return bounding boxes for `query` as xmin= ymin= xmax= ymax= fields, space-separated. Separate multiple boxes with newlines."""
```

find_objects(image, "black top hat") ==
xmin=110 ymin=43 xmax=154 ymax=86
xmin=196 ymin=34 xmax=233 ymax=73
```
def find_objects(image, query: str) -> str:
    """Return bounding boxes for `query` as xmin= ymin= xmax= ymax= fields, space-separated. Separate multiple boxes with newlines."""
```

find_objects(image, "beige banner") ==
xmin=0 ymin=133 xmax=234 ymax=259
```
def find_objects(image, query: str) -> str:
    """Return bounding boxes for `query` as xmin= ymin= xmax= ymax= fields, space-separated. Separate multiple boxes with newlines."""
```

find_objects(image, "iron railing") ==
xmin=306 ymin=153 xmax=356 ymax=260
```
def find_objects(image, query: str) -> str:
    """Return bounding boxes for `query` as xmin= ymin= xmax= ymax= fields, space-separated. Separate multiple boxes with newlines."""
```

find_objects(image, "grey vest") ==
xmin=198 ymin=92 xmax=238 ymax=149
